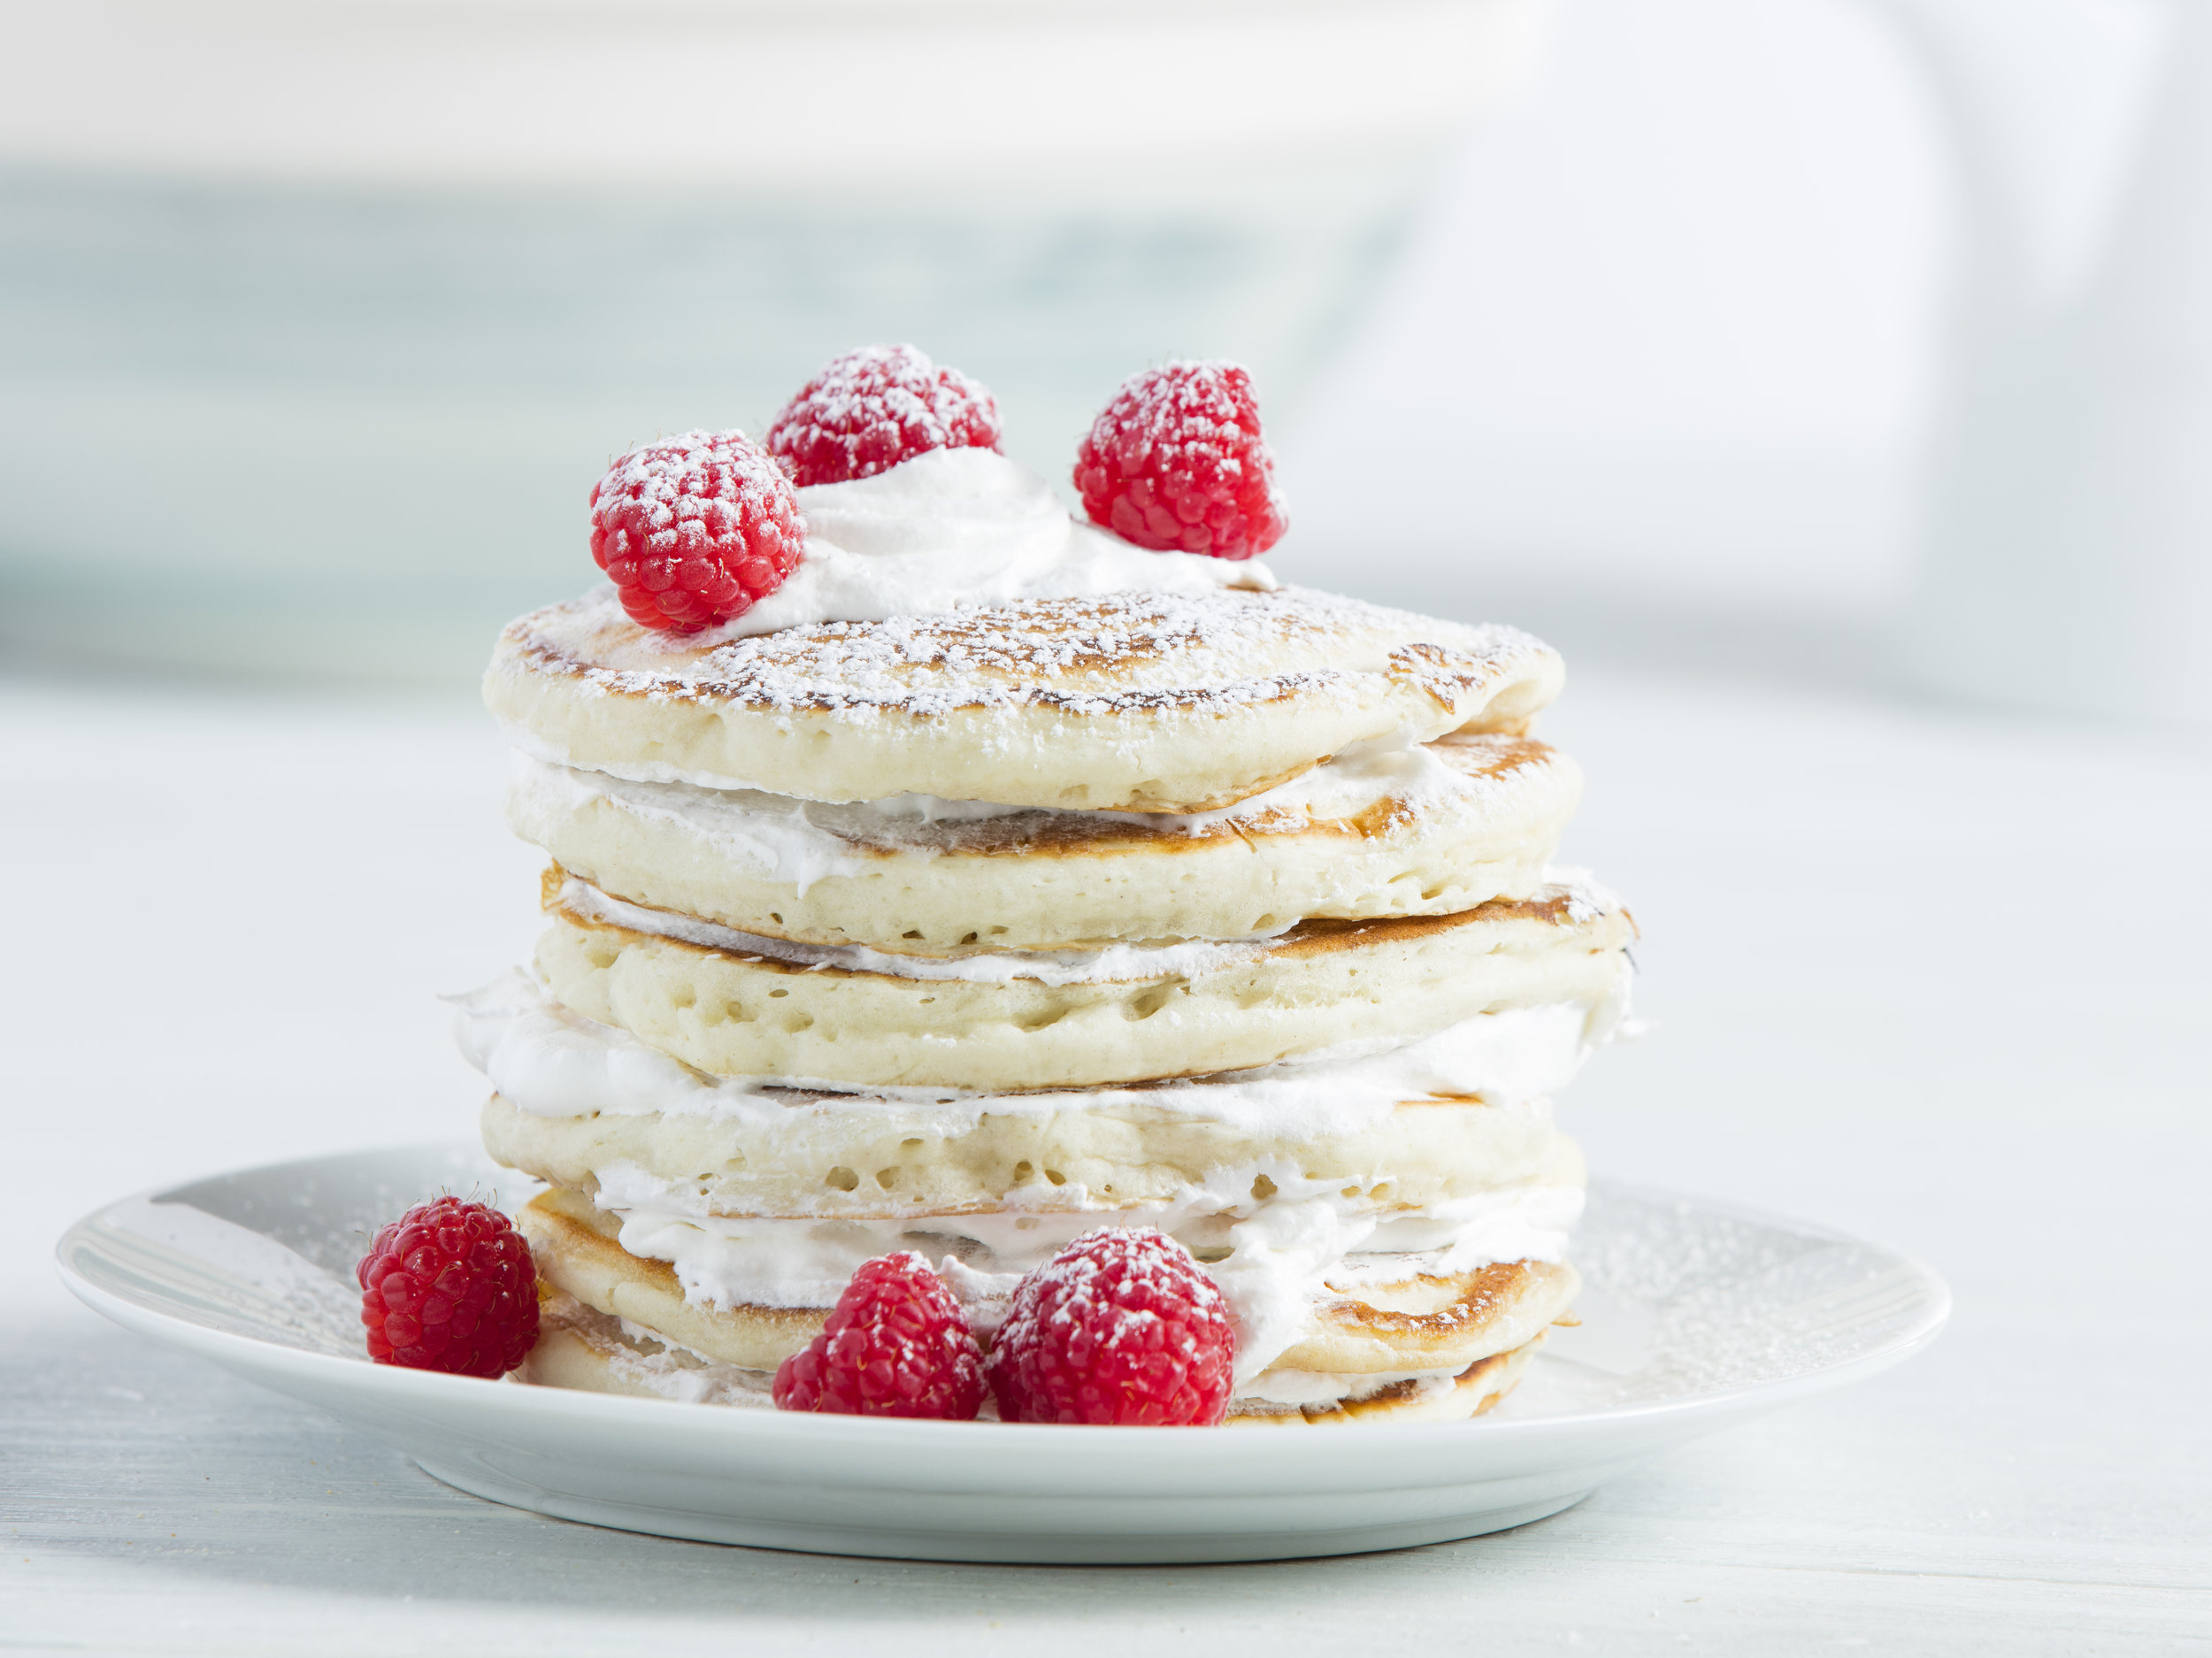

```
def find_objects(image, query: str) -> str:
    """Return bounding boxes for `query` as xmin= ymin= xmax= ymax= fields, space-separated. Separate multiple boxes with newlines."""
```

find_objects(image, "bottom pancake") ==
xmin=1222 ymin=1338 xmax=1545 ymax=1426
xmin=517 ymin=1186 xmax=1579 ymax=1388
xmin=522 ymin=1290 xmax=1552 ymax=1425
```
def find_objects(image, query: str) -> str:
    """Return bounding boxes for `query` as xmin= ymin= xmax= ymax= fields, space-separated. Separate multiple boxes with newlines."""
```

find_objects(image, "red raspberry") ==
xmin=764 ymin=344 xmax=1002 ymax=488
xmin=356 ymin=1196 xmax=539 ymax=1378
xmin=986 ymin=1228 xmax=1235 ymax=1426
xmin=773 ymin=1251 xmax=986 ymax=1419
xmin=1073 ymin=361 xmax=1287 ymax=561
xmin=589 ymin=430 xmax=805 ymax=633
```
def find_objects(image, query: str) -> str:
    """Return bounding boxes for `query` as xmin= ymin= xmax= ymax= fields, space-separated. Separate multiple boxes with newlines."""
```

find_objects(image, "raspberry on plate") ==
xmin=1072 ymin=360 xmax=1287 ymax=561
xmin=589 ymin=430 xmax=806 ymax=633
xmin=357 ymin=1196 xmax=539 ymax=1378
xmin=764 ymin=344 xmax=1003 ymax=487
xmin=773 ymin=1251 xmax=987 ymax=1419
xmin=986 ymin=1228 xmax=1235 ymax=1426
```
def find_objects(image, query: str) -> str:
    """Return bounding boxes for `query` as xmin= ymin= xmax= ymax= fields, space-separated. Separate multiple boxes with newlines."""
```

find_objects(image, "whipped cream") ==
xmin=698 ymin=449 xmax=1275 ymax=641
xmin=553 ymin=872 xmax=1270 ymax=986
xmin=590 ymin=1161 xmax=1582 ymax=1381
xmin=452 ymin=968 xmax=1624 ymax=1131
xmin=1235 ymin=1363 xmax=1472 ymax=1409
xmin=508 ymin=755 xmax=876 ymax=897
xmin=548 ymin=873 xmax=1263 ymax=985
xmin=511 ymin=724 xmax=1522 ymax=869
xmin=452 ymin=974 xmax=1595 ymax=1379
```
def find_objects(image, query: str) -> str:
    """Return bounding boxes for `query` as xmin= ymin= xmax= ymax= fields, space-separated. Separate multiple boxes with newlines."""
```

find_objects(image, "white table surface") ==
xmin=4 ymin=666 xmax=2208 ymax=1655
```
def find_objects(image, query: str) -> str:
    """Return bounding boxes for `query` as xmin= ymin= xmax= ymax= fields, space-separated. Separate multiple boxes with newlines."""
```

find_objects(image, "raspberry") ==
xmin=589 ymin=430 xmax=805 ymax=633
xmin=1073 ymin=360 xmax=1287 ymax=561
xmin=764 ymin=344 xmax=1002 ymax=487
xmin=986 ymin=1228 xmax=1235 ymax=1426
xmin=356 ymin=1196 xmax=539 ymax=1378
xmin=773 ymin=1251 xmax=986 ymax=1419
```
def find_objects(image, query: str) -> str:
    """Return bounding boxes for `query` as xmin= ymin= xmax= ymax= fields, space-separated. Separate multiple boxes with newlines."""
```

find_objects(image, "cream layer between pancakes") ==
xmin=506 ymin=722 xmax=1553 ymax=864
xmin=456 ymin=967 xmax=1622 ymax=1125
xmin=503 ymin=724 xmax=1580 ymax=956
xmin=543 ymin=867 xmax=1624 ymax=989
xmin=457 ymin=973 xmax=1607 ymax=1379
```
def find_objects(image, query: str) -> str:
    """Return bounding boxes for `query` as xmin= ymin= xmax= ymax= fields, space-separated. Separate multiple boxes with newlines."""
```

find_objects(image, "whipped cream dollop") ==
xmin=702 ymin=448 xmax=1274 ymax=640
xmin=452 ymin=968 xmax=1627 ymax=1129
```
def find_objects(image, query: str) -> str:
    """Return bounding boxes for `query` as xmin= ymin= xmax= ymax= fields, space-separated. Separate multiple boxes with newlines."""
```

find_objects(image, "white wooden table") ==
xmin=4 ymin=669 xmax=2207 ymax=1654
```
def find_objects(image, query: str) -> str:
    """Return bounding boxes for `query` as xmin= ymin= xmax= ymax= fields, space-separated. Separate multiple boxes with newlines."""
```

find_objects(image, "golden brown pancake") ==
xmin=508 ymin=732 xmax=1581 ymax=954
xmin=533 ymin=867 xmax=1634 ymax=1092
xmin=519 ymin=1291 xmax=1552 ymax=1425
xmin=480 ymin=1086 xmax=1581 ymax=1221
xmin=485 ymin=586 xmax=1564 ymax=813
xmin=1224 ymin=1337 xmax=1548 ymax=1427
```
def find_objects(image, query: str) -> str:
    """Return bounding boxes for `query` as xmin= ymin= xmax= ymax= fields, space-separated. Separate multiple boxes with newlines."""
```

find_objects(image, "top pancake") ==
xmin=485 ymin=584 xmax=1564 ymax=812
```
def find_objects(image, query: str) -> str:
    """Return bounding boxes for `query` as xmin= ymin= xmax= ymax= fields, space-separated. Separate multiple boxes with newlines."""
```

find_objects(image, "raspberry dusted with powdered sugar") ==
xmin=986 ymin=1228 xmax=1235 ymax=1426
xmin=764 ymin=344 xmax=1003 ymax=487
xmin=773 ymin=1251 xmax=987 ymax=1419
xmin=357 ymin=1196 xmax=539 ymax=1378
xmin=1073 ymin=360 xmax=1287 ymax=561
xmin=588 ymin=430 xmax=806 ymax=633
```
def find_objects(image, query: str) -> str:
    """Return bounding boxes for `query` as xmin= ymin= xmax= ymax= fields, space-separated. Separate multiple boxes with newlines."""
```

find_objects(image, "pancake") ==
xmin=517 ymin=1186 xmax=1579 ymax=1382
xmin=508 ymin=732 xmax=1581 ymax=954
xmin=480 ymin=1087 xmax=1578 ymax=1220
xmin=1224 ymin=1338 xmax=1546 ymax=1426
xmin=522 ymin=1187 xmax=823 ymax=1371
xmin=523 ymin=1292 xmax=780 ymax=1408
xmin=533 ymin=868 xmax=1634 ymax=1093
xmin=520 ymin=1290 xmax=1550 ymax=1425
xmin=485 ymin=586 xmax=1564 ymax=813
xmin=1270 ymin=1260 xmax=1577 ymax=1374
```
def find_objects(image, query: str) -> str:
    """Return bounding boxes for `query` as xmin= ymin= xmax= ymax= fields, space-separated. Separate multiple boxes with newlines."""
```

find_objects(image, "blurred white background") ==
xmin=1273 ymin=0 xmax=1944 ymax=683
xmin=4 ymin=0 xmax=2204 ymax=716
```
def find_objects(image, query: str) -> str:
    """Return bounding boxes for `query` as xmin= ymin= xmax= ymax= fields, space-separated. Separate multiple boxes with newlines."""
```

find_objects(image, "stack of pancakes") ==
xmin=465 ymin=582 xmax=1634 ymax=1424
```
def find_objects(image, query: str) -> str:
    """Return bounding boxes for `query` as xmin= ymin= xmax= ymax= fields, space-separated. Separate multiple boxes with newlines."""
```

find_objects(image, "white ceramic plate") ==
xmin=57 ymin=1143 xmax=1947 ymax=1564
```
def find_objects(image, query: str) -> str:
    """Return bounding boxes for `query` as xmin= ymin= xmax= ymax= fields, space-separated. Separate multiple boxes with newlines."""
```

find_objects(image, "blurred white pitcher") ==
xmin=1878 ymin=0 xmax=2212 ymax=725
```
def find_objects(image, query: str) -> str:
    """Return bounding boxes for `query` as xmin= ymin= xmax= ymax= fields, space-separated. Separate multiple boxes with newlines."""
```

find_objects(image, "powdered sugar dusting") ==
xmin=1074 ymin=359 xmax=1287 ymax=560
xmin=1549 ymin=865 xmax=1626 ymax=925
xmin=987 ymin=1226 xmax=1235 ymax=1424
xmin=588 ymin=430 xmax=805 ymax=633
xmin=1033 ymin=1230 xmax=1228 ymax=1346
xmin=764 ymin=344 xmax=1002 ymax=487
xmin=497 ymin=582 xmax=1555 ymax=724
